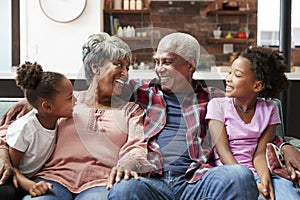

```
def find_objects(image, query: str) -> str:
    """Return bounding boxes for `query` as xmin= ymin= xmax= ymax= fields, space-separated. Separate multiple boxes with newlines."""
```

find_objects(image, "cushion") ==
xmin=266 ymin=143 xmax=300 ymax=188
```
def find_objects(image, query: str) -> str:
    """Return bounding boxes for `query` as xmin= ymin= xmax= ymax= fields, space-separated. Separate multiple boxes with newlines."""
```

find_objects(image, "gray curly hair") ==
xmin=82 ymin=33 xmax=132 ymax=84
xmin=156 ymin=32 xmax=200 ymax=67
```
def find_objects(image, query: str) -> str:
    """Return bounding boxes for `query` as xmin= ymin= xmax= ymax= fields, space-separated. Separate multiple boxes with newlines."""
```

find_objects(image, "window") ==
xmin=258 ymin=0 xmax=300 ymax=47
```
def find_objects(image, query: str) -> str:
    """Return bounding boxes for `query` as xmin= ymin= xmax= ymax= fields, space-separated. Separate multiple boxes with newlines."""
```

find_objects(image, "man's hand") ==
xmin=106 ymin=165 xmax=139 ymax=190
xmin=0 ymin=99 xmax=32 ymax=126
xmin=282 ymin=144 xmax=300 ymax=185
xmin=29 ymin=181 xmax=52 ymax=197
xmin=0 ymin=149 xmax=14 ymax=185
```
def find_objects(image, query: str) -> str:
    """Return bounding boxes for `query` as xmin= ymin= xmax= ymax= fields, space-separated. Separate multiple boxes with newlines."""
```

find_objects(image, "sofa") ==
xmin=0 ymin=97 xmax=299 ymax=148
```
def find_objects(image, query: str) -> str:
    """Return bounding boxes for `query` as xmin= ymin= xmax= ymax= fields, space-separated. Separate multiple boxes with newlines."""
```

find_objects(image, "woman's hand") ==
xmin=0 ymin=99 xmax=32 ymax=126
xmin=106 ymin=164 xmax=139 ymax=190
xmin=256 ymin=172 xmax=274 ymax=200
xmin=29 ymin=181 xmax=52 ymax=197
xmin=282 ymin=144 xmax=300 ymax=186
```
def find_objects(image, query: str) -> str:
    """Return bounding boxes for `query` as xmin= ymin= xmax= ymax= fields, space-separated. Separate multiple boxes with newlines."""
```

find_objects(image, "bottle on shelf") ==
xmin=131 ymin=26 xmax=136 ymax=37
xmin=130 ymin=0 xmax=136 ymax=10
xmin=117 ymin=26 xmax=123 ymax=37
xmin=136 ymin=0 xmax=142 ymax=10
xmin=123 ymin=0 xmax=129 ymax=10
xmin=113 ymin=0 xmax=122 ymax=10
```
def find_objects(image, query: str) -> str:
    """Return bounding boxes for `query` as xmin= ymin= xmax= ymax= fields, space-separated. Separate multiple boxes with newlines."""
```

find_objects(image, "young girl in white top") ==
xmin=6 ymin=62 xmax=73 ymax=197
xmin=206 ymin=47 xmax=300 ymax=200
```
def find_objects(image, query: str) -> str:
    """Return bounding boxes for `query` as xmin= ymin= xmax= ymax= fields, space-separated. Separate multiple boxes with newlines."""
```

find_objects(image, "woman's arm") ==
xmin=107 ymin=103 xmax=153 ymax=190
xmin=208 ymin=119 xmax=238 ymax=164
xmin=253 ymin=124 xmax=276 ymax=200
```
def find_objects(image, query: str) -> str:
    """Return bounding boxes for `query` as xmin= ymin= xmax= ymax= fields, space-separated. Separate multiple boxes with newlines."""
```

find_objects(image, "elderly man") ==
xmin=107 ymin=32 xmax=259 ymax=199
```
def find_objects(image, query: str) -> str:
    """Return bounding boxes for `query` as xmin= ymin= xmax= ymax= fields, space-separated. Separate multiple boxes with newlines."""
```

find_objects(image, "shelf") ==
xmin=151 ymin=0 xmax=214 ymax=1
xmin=119 ymin=37 xmax=152 ymax=41
xmin=207 ymin=38 xmax=256 ymax=44
xmin=207 ymin=9 xmax=257 ymax=16
xmin=104 ymin=9 xmax=150 ymax=14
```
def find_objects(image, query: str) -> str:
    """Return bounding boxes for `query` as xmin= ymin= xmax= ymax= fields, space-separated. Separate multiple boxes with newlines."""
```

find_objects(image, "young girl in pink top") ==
xmin=206 ymin=47 xmax=299 ymax=200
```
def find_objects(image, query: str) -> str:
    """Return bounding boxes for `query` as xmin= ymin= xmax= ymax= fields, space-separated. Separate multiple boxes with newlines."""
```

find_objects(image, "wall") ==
xmin=106 ymin=0 xmax=258 ymax=66
xmin=19 ymin=0 xmax=103 ymax=75
xmin=0 ymin=0 xmax=12 ymax=72
xmin=149 ymin=0 xmax=257 ymax=65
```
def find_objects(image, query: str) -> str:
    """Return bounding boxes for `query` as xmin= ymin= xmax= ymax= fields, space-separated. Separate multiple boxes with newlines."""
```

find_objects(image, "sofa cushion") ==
xmin=0 ymin=98 xmax=23 ymax=118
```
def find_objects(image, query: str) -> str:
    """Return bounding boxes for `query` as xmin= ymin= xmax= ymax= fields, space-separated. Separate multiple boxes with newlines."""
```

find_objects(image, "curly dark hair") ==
xmin=240 ymin=47 xmax=290 ymax=98
xmin=16 ymin=61 xmax=66 ymax=108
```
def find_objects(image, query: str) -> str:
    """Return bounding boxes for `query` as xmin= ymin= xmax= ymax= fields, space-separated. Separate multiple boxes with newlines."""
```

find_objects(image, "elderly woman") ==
xmin=0 ymin=32 xmax=152 ymax=200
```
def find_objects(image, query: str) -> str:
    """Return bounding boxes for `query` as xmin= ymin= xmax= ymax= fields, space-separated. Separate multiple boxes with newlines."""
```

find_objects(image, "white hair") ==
xmin=157 ymin=32 xmax=200 ymax=66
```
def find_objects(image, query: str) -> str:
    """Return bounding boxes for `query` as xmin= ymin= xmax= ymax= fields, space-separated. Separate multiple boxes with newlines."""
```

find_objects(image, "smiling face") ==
xmin=226 ymin=57 xmax=262 ymax=100
xmin=96 ymin=58 xmax=129 ymax=101
xmin=50 ymin=77 xmax=74 ymax=118
xmin=154 ymin=50 xmax=194 ymax=94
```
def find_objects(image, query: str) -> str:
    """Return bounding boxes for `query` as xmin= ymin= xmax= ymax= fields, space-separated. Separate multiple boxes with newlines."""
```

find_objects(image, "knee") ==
xmin=226 ymin=164 xmax=254 ymax=180
xmin=213 ymin=164 xmax=255 ymax=184
xmin=108 ymin=178 xmax=143 ymax=199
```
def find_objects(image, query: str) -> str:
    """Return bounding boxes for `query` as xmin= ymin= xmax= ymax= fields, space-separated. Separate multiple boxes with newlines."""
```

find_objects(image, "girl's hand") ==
xmin=106 ymin=165 xmax=139 ymax=190
xmin=29 ymin=181 xmax=52 ymax=197
xmin=256 ymin=172 xmax=274 ymax=200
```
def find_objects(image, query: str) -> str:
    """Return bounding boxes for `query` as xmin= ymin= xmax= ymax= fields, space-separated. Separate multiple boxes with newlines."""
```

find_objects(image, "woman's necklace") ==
xmin=234 ymin=98 xmax=253 ymax=113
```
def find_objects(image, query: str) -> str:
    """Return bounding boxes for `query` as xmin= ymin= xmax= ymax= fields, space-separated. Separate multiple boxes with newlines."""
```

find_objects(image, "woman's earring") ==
xmin=91 ymin=63 xmax=100 ymax=75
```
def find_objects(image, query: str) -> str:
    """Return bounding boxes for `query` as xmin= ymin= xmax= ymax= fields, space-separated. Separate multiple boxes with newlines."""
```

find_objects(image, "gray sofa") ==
xmin=0 ymin=98 xmax=24 ymax=118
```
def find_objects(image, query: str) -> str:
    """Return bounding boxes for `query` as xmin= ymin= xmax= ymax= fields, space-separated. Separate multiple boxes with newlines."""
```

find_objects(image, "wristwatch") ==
xmin=39 ymin=0 xmax=87 ymax=23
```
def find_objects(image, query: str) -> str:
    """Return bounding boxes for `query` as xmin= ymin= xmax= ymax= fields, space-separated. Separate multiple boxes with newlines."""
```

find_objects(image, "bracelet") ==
xmin=279 ymin=142 xmax=291 ymax=151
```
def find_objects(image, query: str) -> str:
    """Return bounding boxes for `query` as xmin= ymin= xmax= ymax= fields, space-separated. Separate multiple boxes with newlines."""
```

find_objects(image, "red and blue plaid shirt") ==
xmin=126 ymin=78 xmax=286 ymax=183
xmin=127 ymin=78 xmax=225 ymax=183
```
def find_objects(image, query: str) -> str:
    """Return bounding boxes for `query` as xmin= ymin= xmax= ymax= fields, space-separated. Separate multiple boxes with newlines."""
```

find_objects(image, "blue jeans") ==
xmin=255 ymin=174 xmax=300 ymax=200
xmin=22 ymin=177 xmax=108 ymax=200
xmin=108 ymin=164 xmax=258 ymax=200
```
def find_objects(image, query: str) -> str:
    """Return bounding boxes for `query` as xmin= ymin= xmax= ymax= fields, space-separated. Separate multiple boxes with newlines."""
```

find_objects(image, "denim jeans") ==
xmin=108 ymin=164 xmax=258 ymax=200
xmin=255 ymin=174 xmax=300 ymax=200
xmin=22 ymin=177 xmax=108 ymax=200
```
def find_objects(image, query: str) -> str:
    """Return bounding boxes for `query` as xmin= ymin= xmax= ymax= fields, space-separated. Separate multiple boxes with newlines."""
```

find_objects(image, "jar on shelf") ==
xmin=113 ymin=0 xmax=122 ymax=9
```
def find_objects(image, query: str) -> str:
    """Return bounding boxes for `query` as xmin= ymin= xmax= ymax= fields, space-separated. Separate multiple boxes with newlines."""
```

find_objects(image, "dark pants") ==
xmin=0 ymin=178 xmax=16 ymax=200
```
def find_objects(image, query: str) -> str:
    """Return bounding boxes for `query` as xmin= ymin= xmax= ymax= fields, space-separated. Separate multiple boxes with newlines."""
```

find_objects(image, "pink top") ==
xmin=35 ymin=91 xmax=152 ymax=193
xmin=206 ymin=97 xmax=281 ymax=174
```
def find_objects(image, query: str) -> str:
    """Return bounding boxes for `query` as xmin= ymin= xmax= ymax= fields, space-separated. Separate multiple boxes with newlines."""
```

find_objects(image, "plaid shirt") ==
xmin=127 ymin=78 xmax=225 ymax=183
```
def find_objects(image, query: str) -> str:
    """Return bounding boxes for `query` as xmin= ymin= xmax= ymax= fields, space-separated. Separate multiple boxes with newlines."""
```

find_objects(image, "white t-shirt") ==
xmin=7 ymin=109 xmax=57 ymax=178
